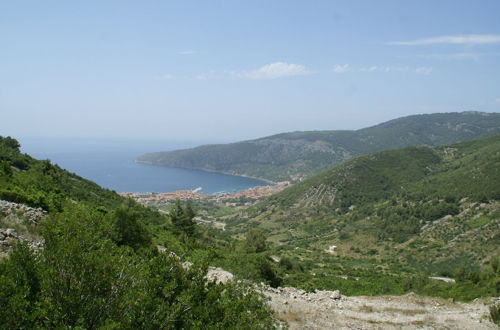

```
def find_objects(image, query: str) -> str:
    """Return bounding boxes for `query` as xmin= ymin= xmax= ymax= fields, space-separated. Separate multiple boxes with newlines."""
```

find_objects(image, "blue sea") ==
xmin=19 ymin=137 xmax=269 ymax=194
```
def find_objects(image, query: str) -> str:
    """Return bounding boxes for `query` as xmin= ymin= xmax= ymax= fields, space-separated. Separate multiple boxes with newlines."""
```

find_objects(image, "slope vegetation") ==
xmin=222 ymin=134 xmax=500 ymax=300
xmin=0 ymin=136 xmax=277 ymax=329
xmin=138 ymin=111 xmax=500 ymax=181
xmin=0 ymin=136 xmax=123 ymax=212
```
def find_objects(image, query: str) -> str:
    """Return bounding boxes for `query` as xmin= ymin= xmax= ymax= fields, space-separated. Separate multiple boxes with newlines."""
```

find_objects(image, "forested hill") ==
xmin=228 ymin=134 xmax=500 ymax=293
xmin=137 ymin=111 xmax=500 ymax=182
xmin=250 ymin=133 xmax=500 ymax=217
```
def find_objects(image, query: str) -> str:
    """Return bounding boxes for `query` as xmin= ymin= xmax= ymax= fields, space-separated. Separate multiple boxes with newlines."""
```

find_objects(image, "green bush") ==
xmin=111 ymin=207 xmax=152 ymax=249
xmin=490 ymin=304 xmax=500 ymax=325
xmin=0 ymin=205 xmax=277 ymax=329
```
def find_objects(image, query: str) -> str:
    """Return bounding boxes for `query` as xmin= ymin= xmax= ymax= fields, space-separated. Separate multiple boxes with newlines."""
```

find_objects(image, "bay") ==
xmin=19 ymin=137 xmax=269 ymax=194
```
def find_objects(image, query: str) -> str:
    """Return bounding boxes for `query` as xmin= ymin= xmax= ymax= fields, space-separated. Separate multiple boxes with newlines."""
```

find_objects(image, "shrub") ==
xmin=490 ymin=304 xmax=500 ymax=325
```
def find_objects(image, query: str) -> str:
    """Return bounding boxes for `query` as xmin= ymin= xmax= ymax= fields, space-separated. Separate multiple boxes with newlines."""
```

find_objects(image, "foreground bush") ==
xmin=0 ymin=205 xmax=276 ymax=329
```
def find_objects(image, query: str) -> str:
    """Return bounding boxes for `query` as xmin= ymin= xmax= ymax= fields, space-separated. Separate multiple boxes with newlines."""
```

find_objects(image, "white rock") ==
xmin=5 ymin=228 xmax=17 ymax=237
xmin=330 ymin=290 xmax=341 ymax=300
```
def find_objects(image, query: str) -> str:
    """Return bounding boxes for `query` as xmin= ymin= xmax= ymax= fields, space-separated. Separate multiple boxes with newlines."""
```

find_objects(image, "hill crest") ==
xmin=137 ymin=111 xmax=500 ymax=182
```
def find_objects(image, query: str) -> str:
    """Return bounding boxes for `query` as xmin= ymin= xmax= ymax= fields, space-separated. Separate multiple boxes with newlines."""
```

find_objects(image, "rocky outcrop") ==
xmin=0 ymin=200 xmax=47 ymax=224
xmin=0 ymin=227 xmax=43 ymax=256
xmin=0 ymin=200 xmax=46 ymax=257
xmin=156 ymin=247 xmax=235 ymax=285
xmin=205 ymin=267 xmax=234 ymax=284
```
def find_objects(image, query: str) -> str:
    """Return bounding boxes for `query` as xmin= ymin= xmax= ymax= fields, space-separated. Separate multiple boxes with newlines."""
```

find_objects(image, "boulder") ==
xmin=205 ymin=267 xmax=234 ymax=284
xmin=5 ymin=228 xmax=17 ymax=237
xmin=330 ymin=290 xmax=341 ymax=300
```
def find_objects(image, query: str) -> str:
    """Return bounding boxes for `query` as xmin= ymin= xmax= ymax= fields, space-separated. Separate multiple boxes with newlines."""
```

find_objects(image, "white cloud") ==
xmin=495 ymin=98 xmax=500 ymax=104
xmin=178 ymin=50 xmax=196 ymax=55
xmin=196 ymin=62 xmax=312 ymax=80
xmin=420 ymin=53 xmax=483 ymax=60
xmin=389 ymin=34 xmax=500 ymax=46
xmin=357 ymin=65 xmax=433 ymax=75
xmin=195 ymin=63 xmax=431 ymax=80
xmin=333 ymin=64 xmax=351 ymax=73
xmin=240 ymin=62 xmax=312 ymax=79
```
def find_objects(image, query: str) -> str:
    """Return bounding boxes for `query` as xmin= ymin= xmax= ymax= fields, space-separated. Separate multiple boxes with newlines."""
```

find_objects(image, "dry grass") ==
xmin=358 ymin=304 xmax=375 ymax=313
xmin=383 ymin=307 xmax=427 ymax=316
xmin=277 ymin=309 xmax=304 ymax=323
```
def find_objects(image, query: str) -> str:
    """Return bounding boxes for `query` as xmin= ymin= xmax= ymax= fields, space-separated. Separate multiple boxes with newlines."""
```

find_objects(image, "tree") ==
xmin=184 ymin=201 xmax=196 ymax=221
xmin=169 ymin=200 xmax=196 ymax=237
xmin=244 ymin=229 xmax=268 ymax=253
xmin=0 ymin=136 xmax=21 ymax=151
xmin=112 ymin=207 xmax=152 ymax=249
xmin=256 ymin=256 xmax=283 ymax=288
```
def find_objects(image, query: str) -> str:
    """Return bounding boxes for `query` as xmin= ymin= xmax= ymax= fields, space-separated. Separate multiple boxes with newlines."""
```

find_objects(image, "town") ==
xmin=120 ymin=181 xmax=292 ymax=206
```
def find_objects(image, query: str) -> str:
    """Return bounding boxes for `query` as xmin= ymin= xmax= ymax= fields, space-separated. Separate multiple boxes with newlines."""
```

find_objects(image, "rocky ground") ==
xmin=206 ymin=268 xmax=498 ymax=329
xmin=0 ymin=200 xmax=45 ymax=257
xmin=0 ymin=200 xmax=47 ymax=224
xmin=262 ymin=286 xmax=498 ymax=329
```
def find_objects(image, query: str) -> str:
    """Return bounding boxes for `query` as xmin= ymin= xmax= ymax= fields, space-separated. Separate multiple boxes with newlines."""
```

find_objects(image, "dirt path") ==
xmin=260 ymin=286 xmax=497 ymax=329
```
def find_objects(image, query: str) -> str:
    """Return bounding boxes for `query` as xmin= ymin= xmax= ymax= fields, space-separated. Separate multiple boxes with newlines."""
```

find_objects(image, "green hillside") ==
xmin=0 ymin=136 xmax=123 ymax=212
xmin=0 ymin=136 xmax=276 ymax=329
xmin=137 ymin=111 xmax=500 ymax=182
xmin=222 ymin=134 xmax=500 ymax=299
xmin=251 ymin=134 xmax=500 ymax=213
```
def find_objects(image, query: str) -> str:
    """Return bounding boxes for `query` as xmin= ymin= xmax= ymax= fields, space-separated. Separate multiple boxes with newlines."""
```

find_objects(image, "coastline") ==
xmin=120 ymin=181 xmax=291 ymax=203
xmin=134 ymin=160 xmax=277 ymax=185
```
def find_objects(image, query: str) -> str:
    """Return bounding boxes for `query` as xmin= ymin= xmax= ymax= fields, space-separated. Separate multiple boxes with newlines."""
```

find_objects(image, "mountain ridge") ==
xmin=137 ymin=111 xmax=500 ymax=182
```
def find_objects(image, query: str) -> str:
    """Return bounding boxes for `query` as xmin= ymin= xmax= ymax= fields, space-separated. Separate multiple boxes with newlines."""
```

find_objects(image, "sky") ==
xmin=1 ymin=0 xmax=500 ymax=142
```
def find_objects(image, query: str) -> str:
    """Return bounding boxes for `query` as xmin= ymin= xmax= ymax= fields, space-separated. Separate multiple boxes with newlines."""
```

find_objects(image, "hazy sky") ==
xmin=2 ymin=0 xmax=500 ymax=141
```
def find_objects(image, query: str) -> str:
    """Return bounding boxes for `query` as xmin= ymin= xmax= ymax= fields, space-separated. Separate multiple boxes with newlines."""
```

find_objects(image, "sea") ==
xmin=19 ymin=137 xmax=269 ymax=194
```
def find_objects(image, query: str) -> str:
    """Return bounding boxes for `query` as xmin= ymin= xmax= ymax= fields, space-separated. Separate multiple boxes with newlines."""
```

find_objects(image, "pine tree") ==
xmin=169 ymin=200 xmax=196 ymax=237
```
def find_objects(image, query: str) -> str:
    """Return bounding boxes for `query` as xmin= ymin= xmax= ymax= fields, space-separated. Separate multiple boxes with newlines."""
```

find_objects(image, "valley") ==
xmin=1 ymin=126 xmax=499 ymax=328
